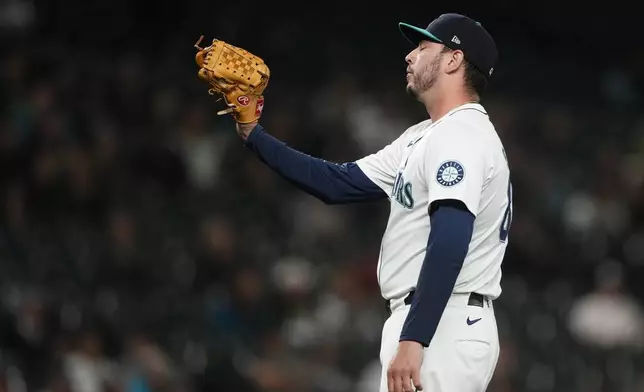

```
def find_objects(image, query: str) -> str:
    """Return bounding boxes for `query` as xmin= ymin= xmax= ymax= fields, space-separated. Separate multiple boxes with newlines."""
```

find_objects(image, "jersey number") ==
xmin=499 ymin=180 xmax=513 ymax=242
xmin=499 ymin=148 xmax=513 ymax=242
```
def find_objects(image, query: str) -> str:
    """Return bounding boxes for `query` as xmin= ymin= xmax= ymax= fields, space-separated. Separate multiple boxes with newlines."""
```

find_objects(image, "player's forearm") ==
xmin=399 ymin=202 xmax=474 ymax=347
xmin=243 ymin=124 xmax=386 ymax=204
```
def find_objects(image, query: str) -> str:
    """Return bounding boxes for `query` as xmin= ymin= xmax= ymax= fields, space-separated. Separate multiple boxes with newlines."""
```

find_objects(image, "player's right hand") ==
xmin=387 ymin=341 xmax=424 ymax=392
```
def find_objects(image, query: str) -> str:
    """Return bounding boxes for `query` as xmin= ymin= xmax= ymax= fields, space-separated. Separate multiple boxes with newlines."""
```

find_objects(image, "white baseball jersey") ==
xmin=355 ymin=102 xmax=512 ymax=301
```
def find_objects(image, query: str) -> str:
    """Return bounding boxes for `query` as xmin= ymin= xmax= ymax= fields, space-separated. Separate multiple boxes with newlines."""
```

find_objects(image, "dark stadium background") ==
xmin=1 ymin=0 xmax=643 ymax=391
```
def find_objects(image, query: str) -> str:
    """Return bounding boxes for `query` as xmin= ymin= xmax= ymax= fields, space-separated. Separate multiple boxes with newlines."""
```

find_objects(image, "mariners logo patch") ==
xmin=436 ymin=160 xmax=465 ymax=187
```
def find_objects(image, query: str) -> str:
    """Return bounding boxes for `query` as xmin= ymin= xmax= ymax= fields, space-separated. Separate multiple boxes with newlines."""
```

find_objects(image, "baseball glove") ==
xmin=194 ymin=36 xmax=270 ymax=124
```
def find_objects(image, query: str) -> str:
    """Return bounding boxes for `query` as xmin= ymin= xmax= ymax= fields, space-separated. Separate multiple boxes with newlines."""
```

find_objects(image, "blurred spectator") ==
xmin=568 ymin=261 xmax=644 ymax=350
xmin=120 ymin=335 xmax=177 ymax=392
xmin=63 ymin=330 xmax=118 ymax=392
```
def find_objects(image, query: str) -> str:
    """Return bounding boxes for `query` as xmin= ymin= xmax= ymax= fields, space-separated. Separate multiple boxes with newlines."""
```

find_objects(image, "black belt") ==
xmin=385 ymin=291 xmax=487 ymax=315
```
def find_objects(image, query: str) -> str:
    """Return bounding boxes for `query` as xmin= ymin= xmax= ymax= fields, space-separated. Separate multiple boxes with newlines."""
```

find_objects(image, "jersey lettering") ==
xmin=392 ymin=171 xmax=414 ymax=209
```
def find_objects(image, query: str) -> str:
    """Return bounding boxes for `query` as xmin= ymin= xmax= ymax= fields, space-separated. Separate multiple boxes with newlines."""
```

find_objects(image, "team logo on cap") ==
xmin=436 ymin=160 xmax=465 ymax=187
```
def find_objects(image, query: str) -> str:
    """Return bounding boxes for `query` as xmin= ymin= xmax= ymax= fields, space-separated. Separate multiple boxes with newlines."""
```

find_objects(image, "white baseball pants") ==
xmin=379 ymin=292 xmax=500 ymax=392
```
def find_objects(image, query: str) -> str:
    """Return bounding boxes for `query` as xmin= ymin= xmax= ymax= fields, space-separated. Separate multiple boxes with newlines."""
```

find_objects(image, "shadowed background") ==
xmin=1 ymin=1 xmax=644 ymax=391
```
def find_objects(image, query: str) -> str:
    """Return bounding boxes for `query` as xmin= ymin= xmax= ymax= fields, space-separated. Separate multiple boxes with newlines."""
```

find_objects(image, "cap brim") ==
xmin=398 ymin=22 xmax=443 ymax=45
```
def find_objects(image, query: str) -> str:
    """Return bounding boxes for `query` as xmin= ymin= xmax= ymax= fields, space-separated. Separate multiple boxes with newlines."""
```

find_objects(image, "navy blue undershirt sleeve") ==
xmin=243 ymin=124 xmax=387 ymax=204
xmin=399 ymin=200 xmax=475 ymax=347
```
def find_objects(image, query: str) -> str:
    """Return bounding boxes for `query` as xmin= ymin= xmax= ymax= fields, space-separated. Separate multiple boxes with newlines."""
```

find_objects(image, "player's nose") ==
xmin=405 ymin=50 xmax=415 ymax=65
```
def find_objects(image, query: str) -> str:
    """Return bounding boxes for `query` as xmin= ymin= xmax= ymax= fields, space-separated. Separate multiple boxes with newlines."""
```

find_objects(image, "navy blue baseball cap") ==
xmin=399 ymin=13 xmax=498 ymax=79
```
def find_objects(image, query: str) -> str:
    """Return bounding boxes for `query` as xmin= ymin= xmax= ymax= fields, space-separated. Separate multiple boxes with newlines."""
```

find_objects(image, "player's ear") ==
xmin=445 ymin=49 xmax=465 ymax=74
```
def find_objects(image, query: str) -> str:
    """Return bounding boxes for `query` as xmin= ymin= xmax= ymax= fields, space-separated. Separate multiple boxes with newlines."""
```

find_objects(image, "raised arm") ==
xmin=239 ymin=123 xmax=388 ymax=204
xmin=192 ymin=37 xmax=406 ymax=205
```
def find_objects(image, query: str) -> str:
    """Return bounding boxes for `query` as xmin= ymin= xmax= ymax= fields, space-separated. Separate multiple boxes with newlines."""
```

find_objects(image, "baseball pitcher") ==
xmin=194 ymin=12 xmax=512 ymax=392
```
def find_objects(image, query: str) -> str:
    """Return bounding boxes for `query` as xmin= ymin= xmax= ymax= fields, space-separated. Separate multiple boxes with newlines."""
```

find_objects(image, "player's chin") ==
xmin=405 ymin=83 xmax=418 ymax=96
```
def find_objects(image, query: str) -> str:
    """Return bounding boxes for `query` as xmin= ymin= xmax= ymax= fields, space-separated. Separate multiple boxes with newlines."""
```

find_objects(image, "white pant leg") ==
xmin=379 ymin=294 xmax=500 ymax=392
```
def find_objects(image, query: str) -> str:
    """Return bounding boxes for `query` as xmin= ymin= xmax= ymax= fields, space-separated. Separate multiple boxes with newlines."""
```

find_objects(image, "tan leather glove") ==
xmin=194 ymin=36 xmax=270 ymax=124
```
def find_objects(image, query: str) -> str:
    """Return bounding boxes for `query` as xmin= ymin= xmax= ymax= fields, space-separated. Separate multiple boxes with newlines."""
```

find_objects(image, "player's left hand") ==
xmin=387 ymin=340 xmax=424 ymax=392
xmin=193 ymin=36 xmax=269 ymax=124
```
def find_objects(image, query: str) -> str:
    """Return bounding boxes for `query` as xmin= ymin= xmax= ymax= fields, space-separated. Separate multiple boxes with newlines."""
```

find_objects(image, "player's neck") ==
xmin=422 ymin=90 xmax=479 ymax=121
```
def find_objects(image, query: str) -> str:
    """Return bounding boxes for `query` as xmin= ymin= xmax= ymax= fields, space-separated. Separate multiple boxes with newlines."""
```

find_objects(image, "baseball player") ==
xmin=206 ymin=12 xmax=511 ymax=392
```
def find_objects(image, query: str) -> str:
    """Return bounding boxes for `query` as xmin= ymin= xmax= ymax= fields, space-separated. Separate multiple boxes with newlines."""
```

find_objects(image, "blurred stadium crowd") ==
xmin=1 ymin=2 xmax=644 ymax=392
